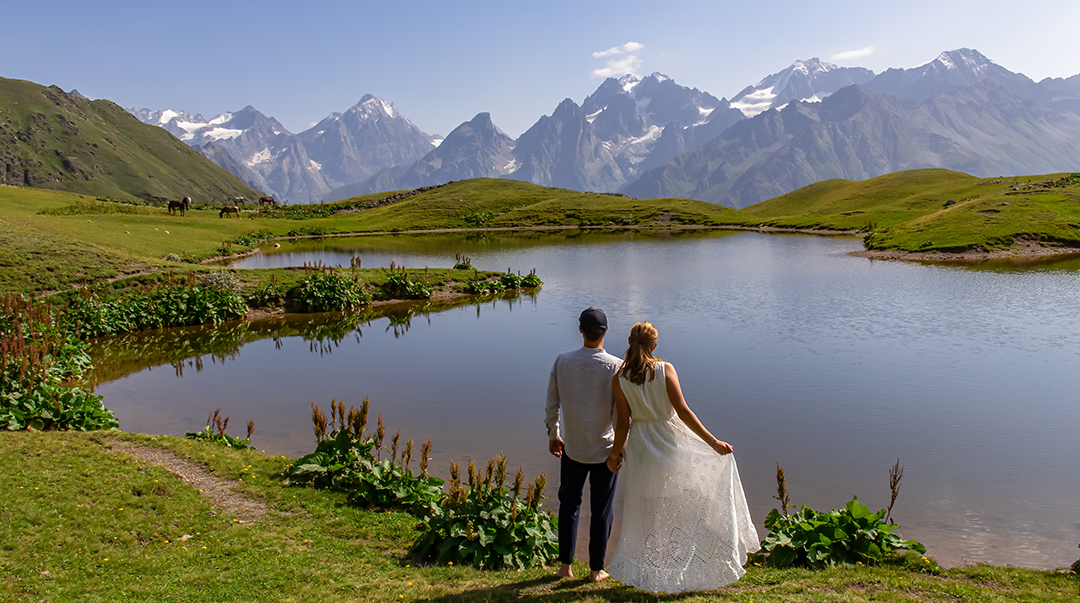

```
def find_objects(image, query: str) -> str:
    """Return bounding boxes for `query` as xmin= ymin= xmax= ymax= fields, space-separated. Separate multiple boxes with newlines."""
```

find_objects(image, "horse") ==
xmin=167 ymin=197 xmax=190 ymax=216
xmin=220 ymin=205 xmax=241 ymax=218
xmin=259 ymin=196 xmax=277 ymax=206
xmin=230 ymin=196 xmax=247 ymax=206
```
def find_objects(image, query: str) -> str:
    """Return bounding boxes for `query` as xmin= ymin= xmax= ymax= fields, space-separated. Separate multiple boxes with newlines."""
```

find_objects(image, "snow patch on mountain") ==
xmin=204 ymin=128 xmax=243 ymax=141
xmin=731 ymin=86 xmax=777 ymax=117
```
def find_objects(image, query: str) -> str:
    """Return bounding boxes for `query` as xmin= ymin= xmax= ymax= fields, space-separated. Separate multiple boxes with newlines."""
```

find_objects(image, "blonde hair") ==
xmin=619 ymin=321 xmax=662 ymax=385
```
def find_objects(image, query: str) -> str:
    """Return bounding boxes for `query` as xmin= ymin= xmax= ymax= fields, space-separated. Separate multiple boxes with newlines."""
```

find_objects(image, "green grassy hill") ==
xmin=742 ymin=169 xmax=1080 ymax=252
xmin=0 ymin=77 xmax=260 ymax=203
xmin=332 ymin=179 xmax=747 ymax=231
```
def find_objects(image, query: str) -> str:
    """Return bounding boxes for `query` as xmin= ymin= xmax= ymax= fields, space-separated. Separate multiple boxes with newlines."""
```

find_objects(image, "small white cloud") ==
xmin=830 ymin=46 xmax=875 ymax=61
xmin=593 ymin=41 xmax=644 ymax=58
xmin=591 ymin=42 xmax=644 ymax=78
xmin=308 ymin=122 xmax=317 ymax=128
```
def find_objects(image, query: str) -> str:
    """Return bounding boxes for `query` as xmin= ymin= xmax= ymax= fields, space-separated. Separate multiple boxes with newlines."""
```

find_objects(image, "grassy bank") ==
xmin=1 ymin=431 xmax=1075 ymax=602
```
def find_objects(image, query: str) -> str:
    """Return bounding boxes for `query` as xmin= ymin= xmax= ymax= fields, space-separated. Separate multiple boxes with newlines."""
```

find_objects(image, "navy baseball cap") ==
xmin=579 ymin=307 xmax=608 ymax=331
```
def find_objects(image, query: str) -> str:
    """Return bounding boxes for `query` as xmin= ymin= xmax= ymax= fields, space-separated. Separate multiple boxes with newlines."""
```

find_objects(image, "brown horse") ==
xmin=167 ymin=197 xmax=190 ymax=216
xmin=259 ymin=196 xmax=277 ymax=206
xmin=220 ymin=205 xmax=241 ymax=218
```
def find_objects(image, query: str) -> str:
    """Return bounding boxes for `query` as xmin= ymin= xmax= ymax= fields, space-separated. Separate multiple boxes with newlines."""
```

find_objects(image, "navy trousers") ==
xmin=558 ymin=454 xmax=618 ymax=571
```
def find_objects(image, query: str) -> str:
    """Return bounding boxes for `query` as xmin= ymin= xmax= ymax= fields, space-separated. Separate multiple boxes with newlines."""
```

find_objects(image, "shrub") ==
xmin=232 ymin=230 xmax=275 ymax=247
xmin=410 ymin=455 xmax=558 ymax=570
xmin=201 ymin=269 xmax=242 ymax=294
xmin=288 ymin=271 xmax=371 ymax=312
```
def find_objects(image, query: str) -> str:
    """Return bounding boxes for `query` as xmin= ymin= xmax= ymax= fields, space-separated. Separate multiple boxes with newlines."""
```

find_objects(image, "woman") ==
xmin=606 ymin=321 xmax=758 ymax=593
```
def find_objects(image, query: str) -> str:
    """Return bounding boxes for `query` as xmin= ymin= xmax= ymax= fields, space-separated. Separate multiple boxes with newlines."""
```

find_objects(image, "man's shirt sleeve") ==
xmin=544 ymin=358 xmax=561 ymax=441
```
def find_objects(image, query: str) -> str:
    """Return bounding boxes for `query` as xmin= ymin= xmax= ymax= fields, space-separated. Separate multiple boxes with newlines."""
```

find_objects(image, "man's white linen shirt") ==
xmin=545 ymin=346 xmax=622 ymax=464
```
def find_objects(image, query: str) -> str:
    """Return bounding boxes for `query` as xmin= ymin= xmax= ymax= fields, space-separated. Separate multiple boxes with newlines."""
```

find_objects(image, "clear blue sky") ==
xmin=3 ymin=0 xmax=1079 ymax=138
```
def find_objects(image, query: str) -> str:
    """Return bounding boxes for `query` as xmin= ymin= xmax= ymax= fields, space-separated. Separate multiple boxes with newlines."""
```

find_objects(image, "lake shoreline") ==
xmin=237 ymin=224 xmax=1080 ymax=263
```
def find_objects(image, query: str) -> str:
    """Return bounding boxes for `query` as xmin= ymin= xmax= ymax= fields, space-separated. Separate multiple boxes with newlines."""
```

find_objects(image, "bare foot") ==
xmin=554 ymin=564 xmax=574 ymax=579
xmin=587 ymin=570 xmax=610 ymax=583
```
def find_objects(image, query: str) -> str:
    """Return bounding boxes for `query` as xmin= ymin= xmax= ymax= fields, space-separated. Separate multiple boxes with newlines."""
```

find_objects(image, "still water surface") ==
xmin=90 ymin=231 xmax=1080 ymax=569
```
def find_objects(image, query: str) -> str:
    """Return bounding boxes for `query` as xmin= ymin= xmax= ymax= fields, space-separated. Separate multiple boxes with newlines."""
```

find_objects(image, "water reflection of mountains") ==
xmin=84 ymin=290 xmax=534 ymax=385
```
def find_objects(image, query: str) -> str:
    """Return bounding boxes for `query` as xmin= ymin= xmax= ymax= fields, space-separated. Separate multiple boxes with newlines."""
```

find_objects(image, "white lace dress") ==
xmin=608 ymin=362 xmax=759 ymax=593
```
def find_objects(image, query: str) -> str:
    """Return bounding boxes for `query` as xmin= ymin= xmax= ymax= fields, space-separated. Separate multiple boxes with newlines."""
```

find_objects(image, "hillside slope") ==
xmin=0 ymin=77 xmax=260 ymax=203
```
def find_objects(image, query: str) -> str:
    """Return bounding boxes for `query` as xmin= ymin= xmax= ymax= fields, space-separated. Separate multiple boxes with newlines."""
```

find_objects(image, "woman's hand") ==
xmin=710 ymin=440 xmax=733 ymax=455
xmin=606 ymin=454 xmax=623 ymax=474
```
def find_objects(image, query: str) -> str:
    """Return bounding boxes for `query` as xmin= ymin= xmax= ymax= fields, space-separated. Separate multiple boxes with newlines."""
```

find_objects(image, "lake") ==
xmin=88 ymin=230 xmax=1080 ymax=570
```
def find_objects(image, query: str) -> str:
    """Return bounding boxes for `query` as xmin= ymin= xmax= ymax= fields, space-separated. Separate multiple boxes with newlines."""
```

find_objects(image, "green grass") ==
xmin=742 ymin=169 xmax=1080 ymax=252
xmin=1 ymin=431 xmax=1076 ymax=602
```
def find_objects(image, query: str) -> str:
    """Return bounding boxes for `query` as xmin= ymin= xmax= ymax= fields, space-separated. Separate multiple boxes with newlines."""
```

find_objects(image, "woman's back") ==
xmin=618 ymin=362 xmax=673 ymax=423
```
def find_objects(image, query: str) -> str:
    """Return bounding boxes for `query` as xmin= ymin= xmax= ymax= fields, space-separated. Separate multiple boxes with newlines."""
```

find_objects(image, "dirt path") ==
xmin=106 ymin=438 xmax=267 ymax=523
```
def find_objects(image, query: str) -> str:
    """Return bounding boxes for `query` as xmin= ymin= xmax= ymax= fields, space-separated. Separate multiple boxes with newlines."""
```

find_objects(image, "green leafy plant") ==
xmin=463 ymin=279 xmax=505 ymax=295
xmin=758 ymin=461 xmax=926 ymax=568
xmin=499 ymin=272 xmax=523 ymax=289
xmin=760 ymin=497 xmax=927 ymax=568
xmin=376 ymin=266 xmax=432 ymax=301
xmin=62 ymin=273 xmax=247 ymax=338
xmin=185 ymin=408 xmax=254 ymax=449
xmin=521 ymin=269 xmax=542 ymax=288
xmin=232 ymin=229 xmax=276 ymax=247
xmin=283 ymin=398 xmax=442 ymax=516
xmin=462 ymin=211 xmax=494 ymax=227
xmin=452 ymin=253 xmax=473 ymax=270
xmin=0 ymin=294 xmax=118 ymax=432
xmin=347 ymin=435 xmax=443 ymax=517
xmin=246 ymin=273 xmax=287 ymax=308
xmin=410 ymin=454 xmax=558 ymax=570
xmin=288 ymin=269 xmax=371 ymax=312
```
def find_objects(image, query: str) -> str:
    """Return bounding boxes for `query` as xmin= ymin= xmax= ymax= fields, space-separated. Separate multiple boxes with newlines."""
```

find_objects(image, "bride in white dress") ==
xmin=606 ymin=321 xmax=758 ymax=593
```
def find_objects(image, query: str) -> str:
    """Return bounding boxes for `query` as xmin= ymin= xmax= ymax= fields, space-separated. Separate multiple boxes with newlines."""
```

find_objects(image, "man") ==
xmin=545 ymin=307 xmax=622 ymax=582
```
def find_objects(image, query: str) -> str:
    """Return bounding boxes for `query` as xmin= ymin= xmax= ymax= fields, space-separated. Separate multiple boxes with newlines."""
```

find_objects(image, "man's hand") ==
xmin=549 ymin=438 xmax=564 ymax=458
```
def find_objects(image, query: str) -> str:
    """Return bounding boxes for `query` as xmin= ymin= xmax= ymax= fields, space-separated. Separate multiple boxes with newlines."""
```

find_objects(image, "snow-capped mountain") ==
xmin=329 ymin=73 xmax=744 ymax=199
xmin=728 ymin=58 xmax=875 ymax=117
xmin=129 ymin=106 xmax=290 ymax=147
xmin=863 ymin=48 xmax=1046 ymax=104
xmin=328 ymin=113 xmax=513 ymax=200
xmin=625 ymin=49 xmax=1080 ymax=208
xmin=130 ymin=95 xmax=435 ymax=203
xmin=134 ymin=47 xmax=1080 ymax=206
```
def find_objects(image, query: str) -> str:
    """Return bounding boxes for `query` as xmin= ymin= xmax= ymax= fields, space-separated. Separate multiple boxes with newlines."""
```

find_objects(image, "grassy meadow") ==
xmin=4 ymin=172 xmax=1080 ymax=601
xmin=2 ymin=431 xmax=1076 ymax=603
